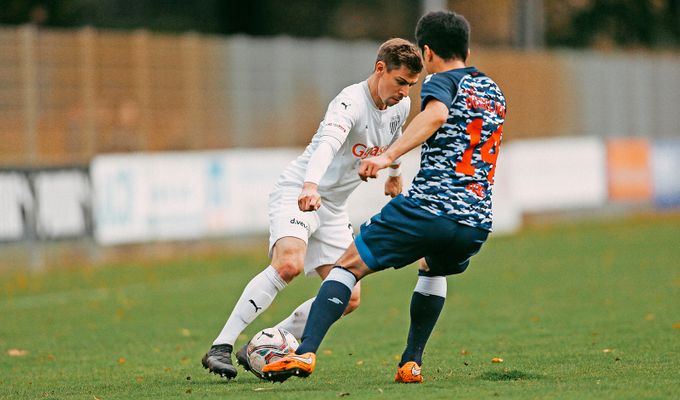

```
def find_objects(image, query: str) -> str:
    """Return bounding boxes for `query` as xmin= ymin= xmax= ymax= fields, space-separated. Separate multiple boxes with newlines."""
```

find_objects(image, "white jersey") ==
xmin=276 ymin=80 xmax=411 ymax=212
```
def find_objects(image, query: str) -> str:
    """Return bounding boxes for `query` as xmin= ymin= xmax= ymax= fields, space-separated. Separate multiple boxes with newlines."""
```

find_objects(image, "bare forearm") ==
xmin=384 ymin=101 xmax=448 ymax=163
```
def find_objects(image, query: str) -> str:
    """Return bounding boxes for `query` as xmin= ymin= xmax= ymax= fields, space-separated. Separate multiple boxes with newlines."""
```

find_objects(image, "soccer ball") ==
xmin=246 ymin=327 xmax=299 ymax=379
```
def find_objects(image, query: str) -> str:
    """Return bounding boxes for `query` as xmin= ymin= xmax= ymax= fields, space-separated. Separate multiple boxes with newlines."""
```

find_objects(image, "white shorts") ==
xmin=268 ymin=187 xmax=354 ymax=276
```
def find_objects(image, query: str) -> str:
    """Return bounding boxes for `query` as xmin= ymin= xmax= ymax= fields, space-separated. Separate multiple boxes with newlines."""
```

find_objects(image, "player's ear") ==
xmin=375 ymin=60 xmax=386 ymax=74
xmin=423 ymin=45 xmax=433 ymax=62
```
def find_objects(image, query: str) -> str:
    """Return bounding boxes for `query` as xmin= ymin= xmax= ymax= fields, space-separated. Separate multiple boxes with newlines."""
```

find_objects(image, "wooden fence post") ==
xmin=19 ymin=25 xmax=38 ymax=165
xmin=79 ymin=26 xmax=97 ymax=160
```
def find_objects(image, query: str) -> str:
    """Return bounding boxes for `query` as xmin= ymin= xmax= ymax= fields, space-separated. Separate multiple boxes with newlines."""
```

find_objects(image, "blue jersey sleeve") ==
xmin=420 ymin=73 xmax=456 ymax=111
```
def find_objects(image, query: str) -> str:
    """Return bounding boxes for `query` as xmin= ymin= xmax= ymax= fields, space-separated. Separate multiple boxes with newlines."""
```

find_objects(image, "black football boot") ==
xmin=234 ymin=344 xmax=251 ymax=372
xmin=201 ymin=344 xmax=238 ymax=379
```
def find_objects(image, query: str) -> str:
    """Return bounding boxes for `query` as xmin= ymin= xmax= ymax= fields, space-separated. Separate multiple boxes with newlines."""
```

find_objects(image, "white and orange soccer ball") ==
xmin=246 ymin=327 xmax=299 ymax=379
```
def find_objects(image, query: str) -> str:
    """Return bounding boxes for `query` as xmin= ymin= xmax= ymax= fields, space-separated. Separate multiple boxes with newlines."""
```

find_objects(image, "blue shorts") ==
xmin=355 ymin=195 xmax=489 ymax=276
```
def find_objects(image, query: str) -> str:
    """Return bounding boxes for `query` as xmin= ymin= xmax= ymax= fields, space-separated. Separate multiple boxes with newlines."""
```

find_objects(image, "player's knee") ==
xmin=273 ymin=258 xmax=304 ymax=282
xmin=272 ymin=244 xmax=306 ymax=282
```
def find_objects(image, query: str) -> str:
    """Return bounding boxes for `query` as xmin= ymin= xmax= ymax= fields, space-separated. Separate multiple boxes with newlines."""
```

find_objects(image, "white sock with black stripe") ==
xmin=213 ymin=265 xmax=286 ymax=346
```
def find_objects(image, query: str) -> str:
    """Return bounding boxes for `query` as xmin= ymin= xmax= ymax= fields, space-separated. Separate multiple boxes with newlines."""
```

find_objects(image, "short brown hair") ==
xmin=376 ymin=38 xmax=423 ymax=74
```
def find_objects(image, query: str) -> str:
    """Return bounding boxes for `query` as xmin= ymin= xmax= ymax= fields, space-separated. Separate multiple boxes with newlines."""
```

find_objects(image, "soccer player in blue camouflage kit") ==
xmin=263 ymin=10 xmax=506 ymax=383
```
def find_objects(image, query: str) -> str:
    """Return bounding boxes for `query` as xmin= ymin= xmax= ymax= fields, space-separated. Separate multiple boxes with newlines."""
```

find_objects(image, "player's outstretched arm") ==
xmin=300 ymin=139 xmax=342 ymax=211
xmin=359 ymin=100 xmax=448 ymax=180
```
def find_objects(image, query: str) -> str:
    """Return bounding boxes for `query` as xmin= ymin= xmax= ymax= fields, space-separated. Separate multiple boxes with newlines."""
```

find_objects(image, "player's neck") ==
xmin=366 ymin=75 xmax=387 ymax=110
xmin=429 ymin=58 xmax=466 ymax=74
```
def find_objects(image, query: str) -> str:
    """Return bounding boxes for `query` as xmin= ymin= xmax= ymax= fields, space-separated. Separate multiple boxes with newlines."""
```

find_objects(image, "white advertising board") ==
xmin=0 ymin=173 xmax=33 ymax=241
xmin=92 ymin=150 xmax=298 ymax=245
xmin=503 ymin=137 xmax=608 ymax=212
xmin=33 ymin=170 xmax=90 ymax=238
xmin=651 ymin=140 xmax=680 ymax=208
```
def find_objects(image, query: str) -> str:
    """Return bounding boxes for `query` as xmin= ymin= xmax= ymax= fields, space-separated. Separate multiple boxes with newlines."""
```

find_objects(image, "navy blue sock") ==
xmin=296 ymin=272 xmax=353 ymax=354
xmin=399 ymin=292 xmax=445 ymax=366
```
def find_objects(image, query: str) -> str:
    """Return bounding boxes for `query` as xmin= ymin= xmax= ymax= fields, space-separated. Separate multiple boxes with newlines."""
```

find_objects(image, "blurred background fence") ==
xmin=2 ymin=25 xmax=679 ymax=167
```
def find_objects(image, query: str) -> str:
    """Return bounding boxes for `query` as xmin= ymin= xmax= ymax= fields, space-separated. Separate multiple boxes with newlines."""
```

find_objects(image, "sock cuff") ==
xmin=265 ymin=265 xmax=287 ymax=290
xmin=414 ymin=275 xmax=447 ymax=298
xmin=325 ymin=266 xmax=357 ymax=291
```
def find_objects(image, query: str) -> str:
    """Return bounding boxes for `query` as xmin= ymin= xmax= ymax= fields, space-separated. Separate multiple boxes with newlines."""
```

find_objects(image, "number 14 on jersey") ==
xmin=455 ymin=118 xmax=503 ymax=184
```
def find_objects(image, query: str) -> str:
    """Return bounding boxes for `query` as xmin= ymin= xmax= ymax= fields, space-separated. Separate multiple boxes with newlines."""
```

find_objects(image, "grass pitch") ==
xmin=1 ymin=214 xmax=679 ymax=399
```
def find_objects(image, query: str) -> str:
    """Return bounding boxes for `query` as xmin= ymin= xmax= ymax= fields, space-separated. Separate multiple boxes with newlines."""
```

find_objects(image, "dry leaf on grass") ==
xmin=7 ymin=349 xmax=28 ymax=357
xmin=491 ymin=357 xmax=504 ymax=363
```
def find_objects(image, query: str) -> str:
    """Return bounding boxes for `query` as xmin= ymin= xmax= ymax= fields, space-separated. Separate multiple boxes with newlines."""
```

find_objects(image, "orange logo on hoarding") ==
xmin=607 ymin=139 xmax=652 ymax=202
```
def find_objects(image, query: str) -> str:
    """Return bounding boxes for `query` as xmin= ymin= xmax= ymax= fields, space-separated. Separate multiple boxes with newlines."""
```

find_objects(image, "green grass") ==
xmin=1 ymin=214 xmax=680 ymax=399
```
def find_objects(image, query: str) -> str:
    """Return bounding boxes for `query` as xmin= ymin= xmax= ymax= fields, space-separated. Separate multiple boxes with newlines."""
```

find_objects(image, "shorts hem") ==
xmin=355 ymin=234 xmax=380 ymax=270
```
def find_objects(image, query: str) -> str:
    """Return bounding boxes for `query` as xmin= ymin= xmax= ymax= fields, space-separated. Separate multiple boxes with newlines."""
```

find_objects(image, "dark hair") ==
xmin=376 ymin=38 xmax=423 ymax=74
xmin=415 ymin=11 xmax=470 ymax=61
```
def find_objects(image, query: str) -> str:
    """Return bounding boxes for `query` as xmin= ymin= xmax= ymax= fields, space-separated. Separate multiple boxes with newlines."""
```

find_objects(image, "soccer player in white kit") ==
xmin=201 ymin=38 xmax=423 ymax=379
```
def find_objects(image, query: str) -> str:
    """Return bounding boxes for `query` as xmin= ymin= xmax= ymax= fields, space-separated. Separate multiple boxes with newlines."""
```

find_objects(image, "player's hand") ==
xmin=359 ymin=154 xmax=393 ymax=181
xmin=298 ymin=182 xmax=321 ymax=211
xmin=384 ymin=175 xmax=402 ymax=197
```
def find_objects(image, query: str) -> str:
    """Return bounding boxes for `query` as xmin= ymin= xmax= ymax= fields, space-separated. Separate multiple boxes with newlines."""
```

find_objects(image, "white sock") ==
xmin=274 ymin=297 xmax=315 ymax=340
xmin=326 ymin=267 xmax=357 ymax=290
xmin=414 ymin=275 xmax=447 ymax=298
xmin=213 ymin=265 xmax=287 ymax=346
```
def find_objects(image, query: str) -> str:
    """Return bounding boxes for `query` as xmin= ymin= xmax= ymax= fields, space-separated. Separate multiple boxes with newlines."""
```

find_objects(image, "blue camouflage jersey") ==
xmin=407 ymin=67 xmax=506 ymax=231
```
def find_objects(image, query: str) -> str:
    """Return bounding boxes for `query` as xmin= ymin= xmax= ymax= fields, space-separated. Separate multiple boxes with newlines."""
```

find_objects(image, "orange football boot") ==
xmin=395 ymin=361 xmax=423 ymax=383
xmin=262 ymin=352 xmax=316 ymax=382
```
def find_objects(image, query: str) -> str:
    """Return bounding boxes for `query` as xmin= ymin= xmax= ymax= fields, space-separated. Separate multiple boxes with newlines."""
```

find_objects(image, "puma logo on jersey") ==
xmin=328 ymin=297 xmax=344 ymax=305
xmin=249 ymin=299 xmax=263 ymax=312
